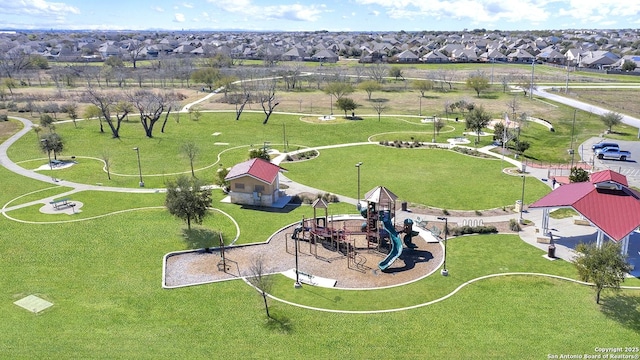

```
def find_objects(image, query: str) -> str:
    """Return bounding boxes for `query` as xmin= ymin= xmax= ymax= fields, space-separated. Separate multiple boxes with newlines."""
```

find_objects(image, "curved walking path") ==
xmin=2 ymin=88 xmax=638 ymax=313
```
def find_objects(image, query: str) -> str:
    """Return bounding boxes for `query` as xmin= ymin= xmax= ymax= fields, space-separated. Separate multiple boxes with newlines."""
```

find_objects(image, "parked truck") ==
xmin=597 ymin=147 xmax=631 ymax=161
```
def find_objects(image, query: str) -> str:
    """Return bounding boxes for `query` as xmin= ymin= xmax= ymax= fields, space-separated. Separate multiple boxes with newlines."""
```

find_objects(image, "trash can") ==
xmin=401 ymin=202 xmax=408 ymax=211
xmin=547 ymin=244 xmax=556 ymax=258
xmin=515 ymin=200 xmax=522 ymax=213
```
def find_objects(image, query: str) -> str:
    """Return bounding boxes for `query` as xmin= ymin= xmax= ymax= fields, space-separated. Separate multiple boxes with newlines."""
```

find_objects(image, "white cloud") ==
xmin=151 ymin=6 xmax=165 ymax=12
xmin=174 ymin=13 xmax=186 ymax=22
xmin=0 ymin=0 xmax=80 ymax=16
xmin=182 ymin=2 xmax=194 ymax=9
xmin=207 ymin=0 xmax=324 ymax=22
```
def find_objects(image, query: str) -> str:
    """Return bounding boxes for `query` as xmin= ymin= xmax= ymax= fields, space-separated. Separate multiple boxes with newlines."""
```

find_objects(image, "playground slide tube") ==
xmin=378 ymin=218 xmax=403 ymax=270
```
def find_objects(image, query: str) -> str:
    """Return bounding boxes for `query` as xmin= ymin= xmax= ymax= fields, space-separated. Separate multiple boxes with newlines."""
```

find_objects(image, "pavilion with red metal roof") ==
xmin=529 ymin=169 xmax=640 ymax=256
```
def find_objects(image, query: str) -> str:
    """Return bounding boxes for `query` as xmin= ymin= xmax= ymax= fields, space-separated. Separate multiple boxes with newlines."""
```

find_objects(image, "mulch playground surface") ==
xmin=165 ymin=219 xmax=443 ymax=289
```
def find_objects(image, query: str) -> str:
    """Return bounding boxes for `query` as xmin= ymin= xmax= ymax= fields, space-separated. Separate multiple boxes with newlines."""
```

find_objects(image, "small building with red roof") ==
xmin=224 ymin=158 xmax=288 ymax=207
xmin=529 ymin=169 xmax=639 ymax=257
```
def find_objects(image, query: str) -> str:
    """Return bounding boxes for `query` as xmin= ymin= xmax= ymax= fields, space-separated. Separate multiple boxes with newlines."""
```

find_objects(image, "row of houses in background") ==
xmin=2 ymin=29 xmax=640 ymax=70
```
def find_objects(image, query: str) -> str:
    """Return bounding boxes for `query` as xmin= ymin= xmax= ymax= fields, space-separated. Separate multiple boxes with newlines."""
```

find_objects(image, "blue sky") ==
xmin=1 ymin=0 xmax=639 ymax=32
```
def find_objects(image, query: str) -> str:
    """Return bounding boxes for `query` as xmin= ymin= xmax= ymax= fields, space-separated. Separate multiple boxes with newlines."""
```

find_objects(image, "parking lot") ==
xmin=580 ymin=137 xmax=640 ymax=187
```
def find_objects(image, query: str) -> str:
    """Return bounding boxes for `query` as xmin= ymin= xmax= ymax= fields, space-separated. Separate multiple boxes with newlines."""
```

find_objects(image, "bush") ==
xmin=450 ymin=225 xmax=498 ymax=236
xmin=0 ymin=113 xmax=8 ymax=121
xmin=317 ymin=192 xmax=339 ymax=203
xmin=509 ymin=218 xmax=521 ymax=232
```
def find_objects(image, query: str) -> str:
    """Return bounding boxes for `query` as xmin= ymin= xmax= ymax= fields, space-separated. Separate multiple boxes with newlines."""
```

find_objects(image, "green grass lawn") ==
xmin=283 ymin=145 xmax=550 ymax=210
xmin=2 ymin=90 xmax=640 ymax=358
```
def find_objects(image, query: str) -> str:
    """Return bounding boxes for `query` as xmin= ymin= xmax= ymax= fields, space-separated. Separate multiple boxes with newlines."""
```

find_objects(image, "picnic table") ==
xmin=49 ymin=198 xmax=71 ymax=209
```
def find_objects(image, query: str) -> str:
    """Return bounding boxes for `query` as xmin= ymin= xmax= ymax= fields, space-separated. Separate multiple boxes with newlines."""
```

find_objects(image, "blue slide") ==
xmin=378 ymin=216 xmax=403 ymax=270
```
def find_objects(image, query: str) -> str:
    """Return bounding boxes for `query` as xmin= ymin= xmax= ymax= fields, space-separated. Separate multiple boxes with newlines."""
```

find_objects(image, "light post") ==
xmin=569 ymin=109 xmax=577 ymax=169
xmin=355 ymin=162 xmax=363 ymax=210
xmin=133 ymin=147 xmax=144 ymax=187
xmin=294 ymin=220 xmax=301 ymax=288
xmin=530 ymin=59 xmax=535 ymax=100
xmin=419 ymin=96 xmax=422 ymax=116
xmin=437 ymin=216 xmax=448 ymax=276
xmin=40 ymin=138 xmax=55 ymax=181
xmin=519 ymin=175 xmax=526 ymax=223
xmin=432 ymin=115 xmax=437 ymax=143
xmin=329 ymin=94 xmax=333 ymax=115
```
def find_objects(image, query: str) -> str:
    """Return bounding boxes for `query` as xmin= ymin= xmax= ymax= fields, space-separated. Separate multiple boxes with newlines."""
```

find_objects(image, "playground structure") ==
xmin=287 ymin=187 xmax=416 ymax=272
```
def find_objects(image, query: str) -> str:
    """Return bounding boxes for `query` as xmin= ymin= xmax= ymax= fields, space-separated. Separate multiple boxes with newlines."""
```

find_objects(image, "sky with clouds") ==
xmin=1 ymin=0 xmax=639 ymax=32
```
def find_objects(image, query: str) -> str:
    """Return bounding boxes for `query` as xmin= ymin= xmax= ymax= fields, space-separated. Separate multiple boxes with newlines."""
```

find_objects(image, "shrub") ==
xmin=442 ymin=209 xmax=450 ymax=215
xmin=509 ymin=218 xmax=521 ymax=232
xmin=0 ymin=113 xmax=8 ymax=121
xmin=451 ymin=225 xmax=498 ymax=236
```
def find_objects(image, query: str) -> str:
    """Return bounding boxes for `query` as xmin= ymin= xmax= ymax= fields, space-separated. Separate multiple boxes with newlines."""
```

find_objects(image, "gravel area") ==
xmin=164 ymin=219 xmax=443 ymax=289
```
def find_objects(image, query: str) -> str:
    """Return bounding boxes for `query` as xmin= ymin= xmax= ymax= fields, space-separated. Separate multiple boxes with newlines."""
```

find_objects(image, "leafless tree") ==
xmin=257 ymin=80 xmax=279 ymax=125
xmin=280 ymin=62 xmax=304 ymax=91
xmin=86 ymin=88 xmax=132 ymax=138
xmin=129 ymin=90 xmax=174 ymax=137
xmin=371 ymin=99 xmax=388 ymax=122
xmin=436 ymin=68 xmax=456 ymax=90
xmin=101 ymin=151 xmax=112 ymax=180
xmin=247 ymin=254 xmax=274 ymax=318
xmin=181 ymin=141 xmax=200 ymax=177
xmin=128 ymin=40 xmax=147 ymax=69
xmin=0 ymin=47 xmax=30 ymax=79
xmin=367 ymin=62 xmax=389 ymax=83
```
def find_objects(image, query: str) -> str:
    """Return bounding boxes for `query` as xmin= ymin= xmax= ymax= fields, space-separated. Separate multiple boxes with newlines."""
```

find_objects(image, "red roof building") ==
xmin=224 ymin=158 xmax=288 ymax=207
xmin=530 ymin=170 xmax=638 ymax=255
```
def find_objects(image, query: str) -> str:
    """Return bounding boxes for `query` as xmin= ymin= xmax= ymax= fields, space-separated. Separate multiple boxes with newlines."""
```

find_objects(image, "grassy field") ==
xmin=2 ymin=66 xmax=640 ymax=358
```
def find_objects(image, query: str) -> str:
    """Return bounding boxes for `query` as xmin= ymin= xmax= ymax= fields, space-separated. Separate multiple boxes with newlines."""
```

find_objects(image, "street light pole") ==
xmin=133 ymin=147 xmax=144 ymax=187
xmin=437 ymin=216 xmax=448 ymax=276
xmin=519 ymin=175 xmax=526 ymax=223
xmin=419 ymin=96 xmax=422 ymax=116
xmin=432 ymin=115 xmax=437 ymax=143
xmin=355 ymin=162 xmax=363 ymax=210
xmin=330 ymin=94 xmax=333 ymax=115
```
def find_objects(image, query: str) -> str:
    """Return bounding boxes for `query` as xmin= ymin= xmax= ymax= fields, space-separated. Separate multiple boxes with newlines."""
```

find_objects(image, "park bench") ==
xmin=49 ymin=198 xmax=71 ymax=209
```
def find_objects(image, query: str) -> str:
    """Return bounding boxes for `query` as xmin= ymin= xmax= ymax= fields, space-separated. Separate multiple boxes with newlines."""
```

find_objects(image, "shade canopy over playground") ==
xmin=364 ymin=186 xmax=398 ymax=204
xmin=529 ymin=170 xmax=640 ymax=255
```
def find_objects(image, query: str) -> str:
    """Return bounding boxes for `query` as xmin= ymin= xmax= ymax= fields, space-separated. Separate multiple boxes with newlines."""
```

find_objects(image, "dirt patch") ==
xmin=0 ymin=120 xmax=20 ymax=142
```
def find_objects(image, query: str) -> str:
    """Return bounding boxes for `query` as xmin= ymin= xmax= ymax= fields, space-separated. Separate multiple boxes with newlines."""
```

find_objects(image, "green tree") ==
xmin=104 ymin=56 xmax=124 ymax=68
xmin=249 ymin=147 xmax=270 ymax=161
xmin=191 ymin=67 xmax=221 ymax=91
xmin=61 ymin=103 xmax=78 ymax=128
xmin=39 ymin=114 xmax=55 ymax=132
xmin=358 ymin=80 xmax=382 ymax=100
xmin=621 ymin=59 xmax=637 ymax=72
xmin=324 ymin=81 xmax=354 ymax=101
xmin=165 ymin=175 xmax=212 ymax=230
xmin=569 ymin=167 xmax=590 ymax=183
xmin=465 ymin=106 xmax=492 ymax=144
xmin=83 ymin=104 xmax=104 ymax=133
xmin=39 ymin=132 xmax=64 ymax=160
xmin=3 ymin=78 xmax=17 ymax=97
xmin=515 ymin=140 xmax=530 ymax=156
xmin=574 ymin=242 xmax=632 ymax=304
xmin=600 ymin=111 xmax=623 ymax=133
xmin=389 ymin=66 xmax=404 ymax=81
xmin=336 ymin=97 xmax=359 ymax=117
xmin=413 ymin=79 xmax=433 ymax=97
xmin=466 ymin=72 xmax=490 ymax=97
xmin=28 ymin=55 xmax=49 ymax=69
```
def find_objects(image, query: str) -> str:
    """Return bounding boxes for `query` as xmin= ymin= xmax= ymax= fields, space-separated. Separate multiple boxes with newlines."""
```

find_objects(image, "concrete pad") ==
xmin=282 ymin=269 xmax=337 ymax=287
xmin=14 ymin=295 xmax=53 ymax=314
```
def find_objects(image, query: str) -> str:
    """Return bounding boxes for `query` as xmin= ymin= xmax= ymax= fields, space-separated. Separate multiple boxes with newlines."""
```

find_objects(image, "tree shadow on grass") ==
xmin=182 ymin=227 xmax=222 ymax=251
xmin=263 ymin=310 xmax=293 ymax=334
xmin=239 ymin=203 xmax=301 ymax=213
xmin=599 ymin=293 xmax=640 ymax=332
